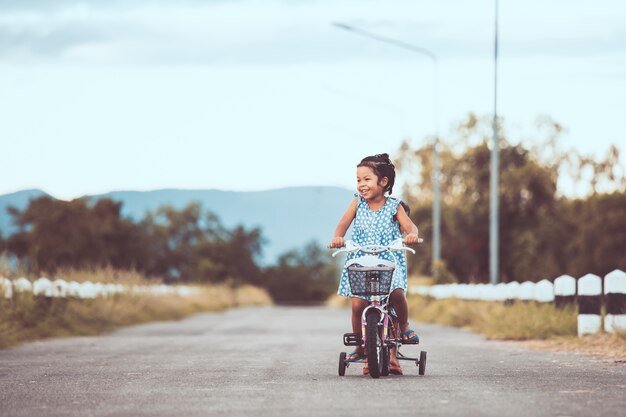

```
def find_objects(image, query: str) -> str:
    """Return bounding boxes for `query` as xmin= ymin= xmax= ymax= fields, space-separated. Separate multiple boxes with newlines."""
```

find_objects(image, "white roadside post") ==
xmin=577 ymin=273 xmax=602 ymax=336
xmin=33 ymin=277 xmax=53 ymax=297
xmin=429 ymin=285 xmax=442 ymax=299
xmin=0 ymin=277 xmax=13 ymax=300
xmin=457 ymin=284 xmax=470 ymax=300
xmin=604 ymin=269 xmax=626 ymax=333
xmin=414 ymin=286 xmax=431 ymax=297
xmin=68 ymin=281 xmax=81 ymax=297
xmin=13 ymin=277 xmax=33 ymax=293
xmin=449 ymin=283 xmax=461 ymax=299
xmin=79 ymin=281 xmax=97 ymax=299
xmin=458 ymin=284 xmax=470 ymax=300
xmin=476 ymin=283 xmax=488 ymax=301
xmin=495 ymin=282 xmax=508 ymax=302
xmin=505 ymin=281 xmax=521 ymax=304
xmin=533 ymin=279 xmax=554 ymax=303
xmin=93 ymin=283 xmax=105 ymax=297
xmin=52 ymin=279 xmax=68 ymax=298
xmin=519 ymin=281 xmax=536 ymax=302
xmin=484 ymin=284 xmax=499 ymax=302
xmin=554 ymin=274 xmax=576 ymax=308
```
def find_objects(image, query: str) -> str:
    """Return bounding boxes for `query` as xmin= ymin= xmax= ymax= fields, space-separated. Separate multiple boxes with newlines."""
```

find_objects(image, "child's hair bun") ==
xmin=374 ymin=153 xmax=391 ymax=164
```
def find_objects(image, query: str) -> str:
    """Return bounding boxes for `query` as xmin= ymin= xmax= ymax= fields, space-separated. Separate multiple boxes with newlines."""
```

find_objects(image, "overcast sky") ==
xmin=1 ymin=0 xmax=625 ymax=200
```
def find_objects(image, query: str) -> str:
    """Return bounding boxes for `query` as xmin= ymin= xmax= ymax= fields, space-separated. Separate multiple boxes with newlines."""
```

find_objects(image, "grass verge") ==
xmin=408 ymin=295 xmax=626 ymax=359
xmin=408 ymin=295 xmax=577 ymax=340
xmin=0 ymin=283 xmax=271 ymax=349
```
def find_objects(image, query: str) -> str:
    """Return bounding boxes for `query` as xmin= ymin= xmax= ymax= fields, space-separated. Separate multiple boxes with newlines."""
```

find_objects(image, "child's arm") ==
xmin=328 ymin=198 xmax=358 ymax=248
xmin=396 ymin=204 xmax=420 ymax=245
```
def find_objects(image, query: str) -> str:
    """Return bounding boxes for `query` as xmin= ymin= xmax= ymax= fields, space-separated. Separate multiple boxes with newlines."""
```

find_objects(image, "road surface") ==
xmin=1 ymin=306 xmax=625 ymax=416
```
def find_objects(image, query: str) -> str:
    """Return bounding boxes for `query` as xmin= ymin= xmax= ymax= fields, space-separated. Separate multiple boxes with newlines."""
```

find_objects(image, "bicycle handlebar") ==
xmin=331 ymin=238 xmax=420 ymax=257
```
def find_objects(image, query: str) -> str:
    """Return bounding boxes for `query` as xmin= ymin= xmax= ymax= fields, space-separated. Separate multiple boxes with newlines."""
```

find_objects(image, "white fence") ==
xmin=0 ymin=277 xmax=200 ymax=300
xmin=409 ymin=269 xmax=626 ymax=336
xmin=410 ymin=279 xmax=556 ymax=303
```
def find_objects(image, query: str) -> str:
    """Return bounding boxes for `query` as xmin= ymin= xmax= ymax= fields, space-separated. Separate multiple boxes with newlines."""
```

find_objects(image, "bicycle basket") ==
xmin=347 ymin=264 xmax=395 ymax=296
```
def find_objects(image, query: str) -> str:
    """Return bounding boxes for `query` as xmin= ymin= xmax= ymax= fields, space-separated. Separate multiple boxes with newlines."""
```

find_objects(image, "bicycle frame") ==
xmin=361 ymin=293 xmax=399 ymax=351
xmin=334 ymin=238 xmax=426 ymax=378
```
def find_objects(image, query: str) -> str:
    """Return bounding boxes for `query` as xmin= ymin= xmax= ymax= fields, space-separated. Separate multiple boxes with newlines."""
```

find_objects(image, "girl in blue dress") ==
xmin=328 ymin=153 xmax=420 ymax=375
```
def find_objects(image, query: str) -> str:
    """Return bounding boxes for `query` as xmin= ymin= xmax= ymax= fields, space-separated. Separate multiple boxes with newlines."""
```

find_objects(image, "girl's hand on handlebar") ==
xmin=328 ymin=236 xmax=345 ymax=248
xmin=403 ymin=233 xmax=420 ymax=245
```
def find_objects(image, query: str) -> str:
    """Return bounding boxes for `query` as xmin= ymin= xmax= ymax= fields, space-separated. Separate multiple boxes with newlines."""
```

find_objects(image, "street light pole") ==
xmin=490 ymin=0 xmax=500 ymax=285
xmin=332 ymin=22 xmax=442 ymax=268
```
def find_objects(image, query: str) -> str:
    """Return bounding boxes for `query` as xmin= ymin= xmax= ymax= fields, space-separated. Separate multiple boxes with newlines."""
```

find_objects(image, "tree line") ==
xmin=2 ymin=113 xmax=623 ymax=293
xmin=396 ymin=114 xmax=626 ymax=283
xmin=0 ymin=198 xmax=339 ymax=303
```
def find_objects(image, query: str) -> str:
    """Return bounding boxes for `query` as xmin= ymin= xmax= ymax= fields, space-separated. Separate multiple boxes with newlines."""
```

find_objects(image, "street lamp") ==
xmin=332 ymin=22 xmax=442 ymax=270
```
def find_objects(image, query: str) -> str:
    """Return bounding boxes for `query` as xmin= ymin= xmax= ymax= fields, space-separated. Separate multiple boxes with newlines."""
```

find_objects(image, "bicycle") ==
xmin=332 ymin=238 xmax=427 ymax=378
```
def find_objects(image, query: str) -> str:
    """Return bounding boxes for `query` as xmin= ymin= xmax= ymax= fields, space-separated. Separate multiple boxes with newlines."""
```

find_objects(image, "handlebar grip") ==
xmin=401 ymin=238 xmax=423 ymax=245
xmin=331 ymin=246 xmax=350 ymax=257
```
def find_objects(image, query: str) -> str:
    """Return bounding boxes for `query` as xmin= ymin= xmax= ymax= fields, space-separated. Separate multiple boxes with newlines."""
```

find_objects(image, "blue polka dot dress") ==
xmin=337 ymin=195 xmax=408 ymax=298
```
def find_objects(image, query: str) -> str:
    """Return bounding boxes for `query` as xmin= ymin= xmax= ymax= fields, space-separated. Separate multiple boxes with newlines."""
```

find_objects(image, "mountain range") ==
xmin=0 ymin=187 xmax=355 ymax=261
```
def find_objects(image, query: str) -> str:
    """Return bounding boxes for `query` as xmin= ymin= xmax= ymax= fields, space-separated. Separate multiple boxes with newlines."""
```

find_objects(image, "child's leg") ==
xmin=350 ymin=297 xmax=368 ymax=358
xmin=389 ymin=288 xmax=410 ymax=332
xmin=389 ymin=288 xmax=414 ymax=371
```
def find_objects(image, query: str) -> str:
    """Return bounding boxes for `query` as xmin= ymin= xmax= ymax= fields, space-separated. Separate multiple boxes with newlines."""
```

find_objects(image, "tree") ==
xmin=396 ymin=113 xmax=626 ymax=282
xmin=137 ymin=204 xmax=264 ymax=284
xmin=264 ymin=242 xmax=339 ymax=303
xmin=562 ymin=192 xmax=626 ymax=277
xmin=7 ymin=197 xmax=143 ymax=273
xmin=5 ymin=199 xmax=266 ymax=286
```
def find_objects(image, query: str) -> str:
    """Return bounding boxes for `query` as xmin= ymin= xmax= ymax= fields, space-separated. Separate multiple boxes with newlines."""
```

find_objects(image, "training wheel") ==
xmin=338 ymin=352 xmax=347 ymax=376
xmin=418 ymin=351 xmax=427 ymax=376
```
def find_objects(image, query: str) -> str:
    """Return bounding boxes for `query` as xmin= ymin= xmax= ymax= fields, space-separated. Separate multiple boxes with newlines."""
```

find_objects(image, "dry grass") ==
xmin=0 ymin=278 xmax=271 ymax=349
xmin=326 ymin=294 xmax=350 ymax=308
xmin=408 ymin=296 xmax=578 ymax=340
xmin=408 ymin=295 xmax=626 ymax=358
xmin=55 ymin=267 xmax=149 ymax=285
xmin=232 ymin=284 xmax=273 ymax=306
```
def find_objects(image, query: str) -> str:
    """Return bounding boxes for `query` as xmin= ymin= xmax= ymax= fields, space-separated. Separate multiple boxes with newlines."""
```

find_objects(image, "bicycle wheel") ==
xmin=365 ymin=315 xmax=383 ymax=379
xmin=381 ymin=346 xmax=390 ymax=376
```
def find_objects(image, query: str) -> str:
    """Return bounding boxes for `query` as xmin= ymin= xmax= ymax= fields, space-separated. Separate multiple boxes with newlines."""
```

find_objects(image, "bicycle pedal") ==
xmin=343 ymin=333 xmax=361 ymax=346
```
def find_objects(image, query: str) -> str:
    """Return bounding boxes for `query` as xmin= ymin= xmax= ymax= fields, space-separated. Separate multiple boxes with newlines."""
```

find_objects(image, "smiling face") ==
xmin=357 ymin=166 xmax=388 ymax=201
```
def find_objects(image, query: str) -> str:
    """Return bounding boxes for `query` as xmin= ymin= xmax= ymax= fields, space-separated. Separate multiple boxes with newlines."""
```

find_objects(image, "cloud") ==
xmin=0 ymin=22 xmax=107 ymax=60
xmin=0 ymin=0 xmax=624 ymax=65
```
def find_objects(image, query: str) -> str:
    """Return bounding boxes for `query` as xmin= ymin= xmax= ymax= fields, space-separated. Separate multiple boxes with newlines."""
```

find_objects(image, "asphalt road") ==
xmin=1 ymin=306 xmax=625 ymax=417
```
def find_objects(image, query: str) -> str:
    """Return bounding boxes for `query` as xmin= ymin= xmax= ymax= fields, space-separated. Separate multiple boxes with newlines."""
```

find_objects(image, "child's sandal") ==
xmin=402 ymin=329 xmax=420 ymax=344
xmin=347 ymin=351 xmax=367 ymax=361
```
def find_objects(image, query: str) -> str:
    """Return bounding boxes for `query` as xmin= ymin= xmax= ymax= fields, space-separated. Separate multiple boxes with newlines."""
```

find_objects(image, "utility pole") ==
xmin=490 ymin=0 xmax=500 ymax=285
